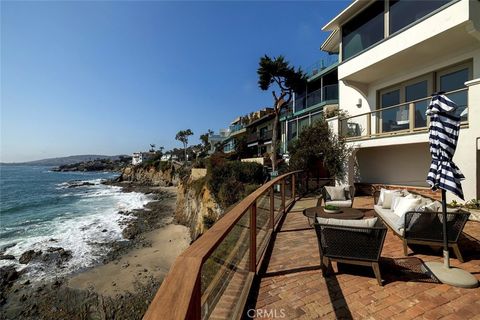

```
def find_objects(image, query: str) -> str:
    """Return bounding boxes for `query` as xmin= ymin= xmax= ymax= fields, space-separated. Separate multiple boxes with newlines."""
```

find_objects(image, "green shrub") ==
xmin=206 ymin=160 xmax=265 ymax=208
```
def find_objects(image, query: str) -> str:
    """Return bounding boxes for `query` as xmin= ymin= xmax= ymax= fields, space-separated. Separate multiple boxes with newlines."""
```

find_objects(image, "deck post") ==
xmin=292 ymin=174 xmax=296 ymax=200
xmin=366 ymin=114 xmax=371 ymax=137
xmin=409 ymin=102 xmax=415 ymax=132
xmin=249 ymin=202 xmax=257 ymax=272
xmin=270 ymin=186 xmax=274 ymax=229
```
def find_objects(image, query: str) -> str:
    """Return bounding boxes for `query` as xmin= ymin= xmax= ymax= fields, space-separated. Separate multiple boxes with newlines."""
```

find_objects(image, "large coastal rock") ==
xmin=119 ymin=165 xmax=177 ymax=186
xmin=175 ymin=175 xmax=223 ymax=240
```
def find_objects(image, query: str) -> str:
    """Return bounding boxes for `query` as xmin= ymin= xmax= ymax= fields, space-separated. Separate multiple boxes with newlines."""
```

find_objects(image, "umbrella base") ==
xmin=424 ymin=261 xmax=478 ymax=288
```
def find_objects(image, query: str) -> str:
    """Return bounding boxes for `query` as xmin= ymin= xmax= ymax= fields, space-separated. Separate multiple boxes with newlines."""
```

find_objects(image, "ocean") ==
xmin=0 ymin=165 xmax=152 ymax=280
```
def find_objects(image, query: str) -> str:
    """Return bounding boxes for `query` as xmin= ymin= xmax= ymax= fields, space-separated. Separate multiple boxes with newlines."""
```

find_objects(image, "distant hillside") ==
xmin=1 ymin=155 xmax=130 ymax=167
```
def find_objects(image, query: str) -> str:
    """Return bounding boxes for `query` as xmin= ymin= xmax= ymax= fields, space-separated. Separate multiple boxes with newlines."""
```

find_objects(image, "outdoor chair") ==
xmin=320 ymin=185 xmax=355 ymax=207
xmin=373 ymin=190 xmax=470 ymax=262
xmin=313 ymin=218 xmax=387 ymax=286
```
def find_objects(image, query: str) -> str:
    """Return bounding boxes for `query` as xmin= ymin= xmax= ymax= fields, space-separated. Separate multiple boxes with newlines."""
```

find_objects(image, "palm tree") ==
xmin=257 ymin=55 xmax=306 ymax=172
xmin=175 ymin=129 xmax=194 ymax=162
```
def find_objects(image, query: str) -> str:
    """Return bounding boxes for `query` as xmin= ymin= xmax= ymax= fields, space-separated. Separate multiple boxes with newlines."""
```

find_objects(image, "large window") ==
xmin=389 ymin=0 xmax=451 ymax=34
xmin=342 ymin=0 xmax=384 ymax=60
xmin=341 ymin=0 xmax=454 ymax=61
xmin=377 ymin=62 xmax=471 ymax=134
xmin=438 ymin=65 xmax=470 ymax=121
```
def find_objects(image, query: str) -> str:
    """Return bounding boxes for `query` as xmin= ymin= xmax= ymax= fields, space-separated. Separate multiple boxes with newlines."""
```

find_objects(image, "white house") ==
xmin=132 ymin=152 xmax=143 ymax=165
xmin=321 ymin=0 xmax=480 ymax=201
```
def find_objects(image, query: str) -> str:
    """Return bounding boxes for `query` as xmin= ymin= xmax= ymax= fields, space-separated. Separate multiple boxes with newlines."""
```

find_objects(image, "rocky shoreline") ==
xmin=0 ymin=181 xmax=190 ymax=320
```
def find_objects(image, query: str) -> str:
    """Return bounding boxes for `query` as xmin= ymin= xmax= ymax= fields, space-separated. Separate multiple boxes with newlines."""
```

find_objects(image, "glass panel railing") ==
xmin=340 ymin=113 xmax=369 ymax=138
xmin=201 ymin=210 xmax=250 ymax=320
xmin=378 ymin=103 xmax=410 ymax=134
xmin=446 ymin=90 xmax=468 ymax=122
xmin=256 ymin=192 xmax=271 ymax=262
xmin=323 ymin=84 xmax=339 ymax=101
xmin=284 ymin=176 xmax=292 ymax=203
xmin=273 ymin=183 xmax=283 ymax=226
xmin=414 ymin=99 xmax=429 ymax=128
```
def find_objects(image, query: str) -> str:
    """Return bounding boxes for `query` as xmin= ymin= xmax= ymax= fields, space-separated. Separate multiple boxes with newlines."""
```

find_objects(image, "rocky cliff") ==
xmin=175 ymin=177 xmax=223 ymax=240
xmin=118 ymin=165 xmax=177 ymax=186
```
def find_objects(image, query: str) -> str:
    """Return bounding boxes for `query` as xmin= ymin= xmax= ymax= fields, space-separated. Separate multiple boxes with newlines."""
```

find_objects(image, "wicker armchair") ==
xmin=320 ymin=185 xmax=355 ymax=207
xmin=403 ymin=210 xmax=470 ymax=262
xmin=313 ymin=219 xmax=387 ymax=286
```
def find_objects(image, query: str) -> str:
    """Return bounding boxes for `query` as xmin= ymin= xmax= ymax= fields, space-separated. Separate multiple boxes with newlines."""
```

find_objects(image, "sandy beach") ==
xmin=68 ymin=222 xmax=190 ymax=296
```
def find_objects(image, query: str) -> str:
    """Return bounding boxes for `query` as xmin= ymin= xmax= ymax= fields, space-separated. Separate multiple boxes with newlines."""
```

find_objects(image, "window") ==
xmin=376 ymin=62 xmax=471 ymax=133
xmin=437 ymin=65 xmax=470 ymax=121
xmin=259 ymin=127 xmax=268 ymax=138
xmin=287 ymin=120 xmax=297 ymax=142
xmin=379 ymin=88 xmax=401 ymax=133
xmin=342 ymin=0 xmax=384 ymax=60
xmin=389 ymin=0 xmax=451 ymax=34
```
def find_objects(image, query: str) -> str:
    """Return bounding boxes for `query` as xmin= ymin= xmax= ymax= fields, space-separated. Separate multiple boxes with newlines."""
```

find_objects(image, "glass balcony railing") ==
xmin=338 ymin=87 xmax=468 ymax=140
xmin=305 ymin=56 xmax=338 ymax=78
xmin=229 ymin=124 xmax=245 ymax=133
xmin=287 ymin=84 xmax=338 ymax=116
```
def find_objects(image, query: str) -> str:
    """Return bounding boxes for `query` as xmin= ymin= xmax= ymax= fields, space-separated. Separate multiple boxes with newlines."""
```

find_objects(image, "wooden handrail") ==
xmin=143 ymin=170 xmax=302 ymax=320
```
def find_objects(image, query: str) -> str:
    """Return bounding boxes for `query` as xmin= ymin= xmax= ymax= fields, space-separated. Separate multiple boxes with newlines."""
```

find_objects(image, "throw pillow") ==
xmin=393 ymin=197 xmax=421 ymax=218
xmin=377 ymin=188 xmax=400 ymax=206
xmin=382 ymin=191 xmax=402 ymax=209
xmin=325 ymin=186 xmax=346 ymax=201
xmin=391 ymin=194 xmax=404 ymax=211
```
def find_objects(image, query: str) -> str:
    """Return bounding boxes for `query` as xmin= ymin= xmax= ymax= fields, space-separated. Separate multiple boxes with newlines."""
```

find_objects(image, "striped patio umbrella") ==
xmin=424 ymin=93 xmax=477 ymax=288
xmin=426 ymin=93 xmax=465 ymax=200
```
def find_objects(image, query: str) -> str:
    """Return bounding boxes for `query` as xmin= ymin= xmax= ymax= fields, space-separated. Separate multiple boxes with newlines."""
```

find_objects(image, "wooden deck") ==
xmin=247 ymin=196 xmax=480 ymax=319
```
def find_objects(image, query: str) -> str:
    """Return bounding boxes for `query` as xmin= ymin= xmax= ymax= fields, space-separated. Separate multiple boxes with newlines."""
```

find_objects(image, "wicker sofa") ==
xmin=373 ymin=190 xmax=470 ymax=262
xmin=314 ymin=217 xmax=387 ymax=286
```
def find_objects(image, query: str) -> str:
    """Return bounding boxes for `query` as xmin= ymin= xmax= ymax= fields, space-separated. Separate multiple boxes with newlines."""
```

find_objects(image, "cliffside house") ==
xmin=222 ymin=108 xmax=274 ymax=154
xmin=246 ymin=112 xmax=277 ymax=158
xmin=321 ymin=0 xmax=479 ymax=202
xmin=131 ymin=152 xmax=156 ymax=165
xmin=280 ymin=56 xmax=339 ymax=155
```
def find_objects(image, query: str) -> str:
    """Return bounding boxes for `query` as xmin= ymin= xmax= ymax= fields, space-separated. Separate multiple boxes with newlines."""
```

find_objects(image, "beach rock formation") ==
xmin=19 ymin=250 xmax=42 ymax=264
xmin=175 ymin=175 xmax=222 ymax=240
xmin=118 ymin=165 xmax=178 ymax=186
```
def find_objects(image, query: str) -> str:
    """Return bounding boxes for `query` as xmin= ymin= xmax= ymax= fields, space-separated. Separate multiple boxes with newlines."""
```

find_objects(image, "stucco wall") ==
xmin=355 ymin=143 xmax=431 ymax=187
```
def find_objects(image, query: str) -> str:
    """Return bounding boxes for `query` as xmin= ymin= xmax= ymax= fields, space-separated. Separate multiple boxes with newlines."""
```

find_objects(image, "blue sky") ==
xmin=1 ymin=1 xmax=348 ymax=162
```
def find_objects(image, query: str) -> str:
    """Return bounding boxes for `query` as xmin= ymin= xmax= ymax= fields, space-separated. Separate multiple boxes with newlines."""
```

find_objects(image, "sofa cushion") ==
xmin=374 ymin=205 xmax=404 ymax=236
xmin=317 ymin=217 xmax=378 ymax=232
xmin=325 ymin=186 xmax=346 ymax=201
xmin=325 ymin=200 xmax=352 ymax=208
xmin=391 ymin=194 xmax=404 ymax=211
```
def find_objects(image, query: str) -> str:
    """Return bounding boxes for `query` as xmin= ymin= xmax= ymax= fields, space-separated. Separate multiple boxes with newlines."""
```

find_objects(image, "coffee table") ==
xmin=303 ymin=206 xmax=365 ymax=226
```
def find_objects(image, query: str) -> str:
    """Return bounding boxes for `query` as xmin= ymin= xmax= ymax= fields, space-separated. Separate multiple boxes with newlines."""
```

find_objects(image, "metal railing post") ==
xmin=249 ymin=203 xmax=257 ymax=272
xmin=281 ymin=179 xmax=286 ymax=214
xmin=270 ymin=187 xmax=274 ymax=229
xmin=292 ymin=174 xmax=296 ymax=200
xmin=366 ymin=114 xmax=371 ymax=137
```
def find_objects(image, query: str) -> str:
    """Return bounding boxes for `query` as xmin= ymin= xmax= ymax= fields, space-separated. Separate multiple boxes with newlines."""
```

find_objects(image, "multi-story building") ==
xmin=321 ymin=0 xmax=479 ymax=201
xmin=280 ymin=57 xmax=339 ymax=154
xmin=246 ymin=111 xmax=276 ymax=157
xmin=222 ymin=108 xmax=274 ymax=154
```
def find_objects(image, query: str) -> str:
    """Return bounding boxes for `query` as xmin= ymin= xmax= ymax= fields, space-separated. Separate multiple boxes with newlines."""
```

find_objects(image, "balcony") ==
xmin=305 ymin=56 xmax=338 ymax=79
xmin=284 ymin=84 xmax=339 ymax=119
xmin=144 ymin=172 xmax=480 ymax=319
xmin=338 ymin=88 xmax=468 ymax=142
xmin=247 ymin=130 xmax=273 ymax=144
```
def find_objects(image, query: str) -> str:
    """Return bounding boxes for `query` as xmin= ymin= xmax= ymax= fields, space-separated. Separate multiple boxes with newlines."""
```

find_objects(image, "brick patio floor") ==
xmin=247 ymin=196 xmax=480 ymax=319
